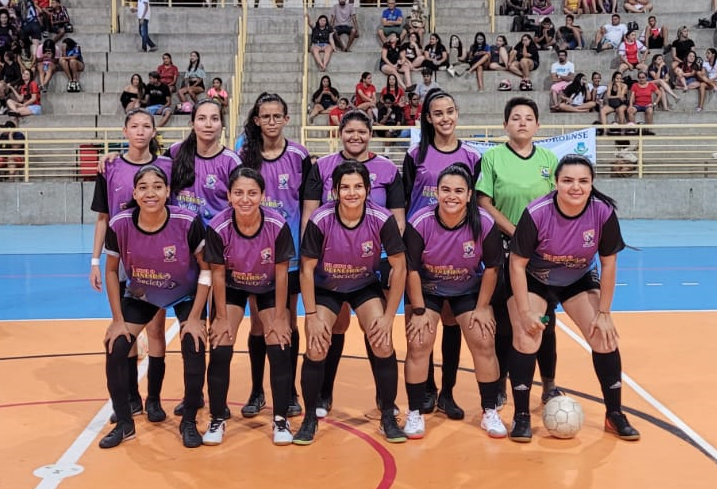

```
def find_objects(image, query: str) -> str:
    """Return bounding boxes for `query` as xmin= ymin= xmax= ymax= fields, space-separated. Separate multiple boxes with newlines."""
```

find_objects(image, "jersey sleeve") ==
xmin=474 ymin=151 xmax=495 ymax=199
xmin=303 ymin=162 xmax=324 ymax=202
xmin=598 ymin=210 xmax=626 ymax=256
xmin=203 ymin=226 xmax=226 ymax=265
xmin=299 ymin=155 xmax=314 ymax=202
xmin=509 ymin=209 xmax=539 ymax=259
xmin=402 ymin=152 xmax=416 ymax=210
xmin=482 ymin=222 xmax=504 ymax=269
xmin=301 ymin=220 xmax=325 ymax=259
xmin=90 ymin=173 xmax=109 ymax=214
xmin=275 ymin=223 xmax=296 ymax=264
xmin=105 ymin=226 xmax=119 ymax=256
xmin=187 ymin=215 xmax=206 ymax=254
xmin=403 ymin=223 xmax=425 ymax=271
xmin=380 ymin=215 xmax=407 ymax=256
xmin=384 ymin=169 xmax=405 ymax=209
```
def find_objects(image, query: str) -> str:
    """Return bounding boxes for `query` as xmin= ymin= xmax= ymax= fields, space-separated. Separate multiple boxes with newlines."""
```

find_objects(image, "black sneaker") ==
xmin=437 ymin=392 xmax=465 ymax=420
xmin=375 ymin=395 xmax=400 ymax=416
xmin=99 ymin=420 xmax=136 ymax=449
xmin=241 ymin=391 xmax=266 ymax=418
xmin=179 ymin=420 xmax=203 ymax=448
xmin=419 ymin=389 xmax=437 ymax=415
xmin=145 ymin=398 xmax=166 ymax=422
xmin=287 ymin=395 xmax=303 ymax=417
xmin=509 ymin=413 xmax=533 ymax=443
xmin=315 ymin=395 xmax=332 ymax=418
xmin=110 ymin=397 xmax=143 ymax=424
xmin=541 ymin=387 xmax=566 ymax=404
xmin=173 ymin=397 xmax=205 ymax=416
xmin=292 ymin=415 xmax=318 ymax=445
xmin=605 ymin=411 xmax=641 ymax=441
xmin=379 ymin=411 xmax=407 ymax=443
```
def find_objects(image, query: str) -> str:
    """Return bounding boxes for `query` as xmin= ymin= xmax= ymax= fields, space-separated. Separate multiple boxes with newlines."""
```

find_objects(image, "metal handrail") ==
xmin=229 ymin=1 xmax=248 ymax=149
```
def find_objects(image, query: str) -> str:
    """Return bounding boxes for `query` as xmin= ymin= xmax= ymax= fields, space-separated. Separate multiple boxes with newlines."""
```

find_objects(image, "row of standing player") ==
xmin=91 ymin=88 xmax=639 ymax=449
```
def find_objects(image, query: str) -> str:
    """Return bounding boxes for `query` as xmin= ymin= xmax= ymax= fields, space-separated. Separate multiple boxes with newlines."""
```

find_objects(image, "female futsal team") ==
xmin=93 ymin=92 xmax=640 ymax=449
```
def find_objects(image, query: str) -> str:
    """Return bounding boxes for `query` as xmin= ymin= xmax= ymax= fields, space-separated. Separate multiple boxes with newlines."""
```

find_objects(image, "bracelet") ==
xmin=91 ymin=257 xmax=100 ymax=266
xmin=598 ymin=310 xmax=611 ymax=315
xmin=305 ymin=311 xmax=317 ymax=316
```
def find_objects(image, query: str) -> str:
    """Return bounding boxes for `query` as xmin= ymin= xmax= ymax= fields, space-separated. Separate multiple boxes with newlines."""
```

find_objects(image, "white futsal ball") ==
xmin=542 ymin=395 xmax=584 ymax=439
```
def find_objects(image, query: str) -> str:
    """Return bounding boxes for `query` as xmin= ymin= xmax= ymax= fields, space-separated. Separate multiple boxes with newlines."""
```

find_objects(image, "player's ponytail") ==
xmin=417 ymin=89 xmax=456 ymax=165
xmin=240 ymin=92 xmax=288 ymax=172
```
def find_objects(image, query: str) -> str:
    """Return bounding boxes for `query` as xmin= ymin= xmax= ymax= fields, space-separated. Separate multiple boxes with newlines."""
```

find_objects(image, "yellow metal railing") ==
xmin=301 ymin=2 xmax=311 ymax=145
xmin=229 ymin=2 xmax=248 ymax=149
xmin=489 ymin=0 xmax=495 ymax=33
xmin=111 ymin=0 xmax=119 ymax=33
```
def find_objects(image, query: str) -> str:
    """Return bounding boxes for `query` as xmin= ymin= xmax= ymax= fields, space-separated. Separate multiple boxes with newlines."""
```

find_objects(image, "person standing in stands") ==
xmin=132 ymin=0 xmax=157 ymax=53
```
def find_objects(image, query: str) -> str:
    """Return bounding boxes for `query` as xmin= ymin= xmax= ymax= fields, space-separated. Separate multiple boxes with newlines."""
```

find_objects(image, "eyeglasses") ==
xmin=257 ymin=114 xmax=285 ymax=124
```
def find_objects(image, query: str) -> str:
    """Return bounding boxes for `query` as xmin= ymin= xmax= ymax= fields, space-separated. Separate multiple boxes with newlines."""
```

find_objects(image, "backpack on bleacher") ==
xmin=626 ymin=21 xmax=639 ymax=33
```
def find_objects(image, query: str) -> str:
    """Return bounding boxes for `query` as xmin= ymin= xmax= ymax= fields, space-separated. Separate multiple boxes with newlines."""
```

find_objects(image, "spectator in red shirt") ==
xmin=329 ymin=97 xmax=349 ymax=126
xmin=627 ymin=71 xmax=659 ymax=127
xmin=6 ymin=68 xmax=41 ymax=118
xmin=156 ymin=52 xmax=179 ymax=93
xmin=403 ymin=91 xmax=422 ymax=126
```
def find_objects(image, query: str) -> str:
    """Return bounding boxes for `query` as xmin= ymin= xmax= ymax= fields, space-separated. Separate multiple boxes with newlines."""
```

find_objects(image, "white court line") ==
xmin=34 ymin=320 xmax=181 ymax=489
xmin=556 ymin=318 xmax=717 ymax=461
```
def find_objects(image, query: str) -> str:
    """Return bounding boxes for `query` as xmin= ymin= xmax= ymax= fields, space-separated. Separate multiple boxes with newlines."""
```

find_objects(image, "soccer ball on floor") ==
xmin=542 ymin=395 xmax=584 ymax=439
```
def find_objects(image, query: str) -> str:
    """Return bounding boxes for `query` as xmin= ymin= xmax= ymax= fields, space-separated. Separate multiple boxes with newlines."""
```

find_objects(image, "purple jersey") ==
xmin=168 ymin=144 xmax=240 ymax=225
xmin=91 ymin=154 xmax=173 ymax=217
xmin=105 ymin=206 xmax=205 ymax=308
xmin=405 ymin=206 xmax=502 ymax=296
xmin=302 ymin=200 xmax=405 ymax=293
xmin=238 ymin=140 xmax=311 ymax=272
xmin=511 ymin=192 xmax=625 ymax=286
xmin=304 ymin=151 xmax=404 ymax=209
xmin=403 ymin=141 xmax=482 ymax=219
xmin=204 ymin=207 xmax=295 ymax=294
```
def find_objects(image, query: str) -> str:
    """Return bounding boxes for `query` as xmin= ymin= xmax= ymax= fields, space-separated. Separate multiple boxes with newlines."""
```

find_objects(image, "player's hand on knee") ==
xmin=104 ymin=320 xmax=131 ymax=353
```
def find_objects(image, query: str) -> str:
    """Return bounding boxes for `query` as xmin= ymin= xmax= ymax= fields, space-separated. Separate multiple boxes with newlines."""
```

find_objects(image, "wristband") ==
xmin=91 ymin=258 xmax=100 ymax=266
xmin=197 ymin=270 xmax=212 ymax=287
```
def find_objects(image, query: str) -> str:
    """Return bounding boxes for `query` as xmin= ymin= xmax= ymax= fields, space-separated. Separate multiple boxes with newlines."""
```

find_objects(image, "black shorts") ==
xmin=21 ymin=21 xmax=42 ymax=41
xmin=225 ymin=287 xmax=275 ymax=311
xmin=647 ymin=36 xmax=664 ymax=50
xmin=507 ymin=268 xmax=601 ymax=305
xmin=122 ymin=296 xmax=207 ymax=324
xmin=334 ymin=24 xmax=353 ymax=36
xmin=379 ymin=258 xmax=390 ymax=289
xmin=424 ymin=292 xmax=477 ymax=317
xmin=315 ymin=281 xmax=384 ymax=315
xmin=288 ymin=270 xmax=300 ymax=296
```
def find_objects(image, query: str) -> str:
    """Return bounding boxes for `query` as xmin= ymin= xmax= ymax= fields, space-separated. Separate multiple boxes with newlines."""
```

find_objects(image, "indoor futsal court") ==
xmin=2 ymin=221 xmax=716 ymax=489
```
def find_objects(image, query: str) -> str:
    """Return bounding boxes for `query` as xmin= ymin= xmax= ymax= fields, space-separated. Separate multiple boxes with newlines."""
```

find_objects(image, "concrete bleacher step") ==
xmin=118 ymin=8 xmax=240 ymax=35
xmin=107 ymin=51 xmax=235 ymax=72
xmin=109 ymin=34 xmax=238 ymax=53
xmin=102 ymin=71 xmax=234 ymax=93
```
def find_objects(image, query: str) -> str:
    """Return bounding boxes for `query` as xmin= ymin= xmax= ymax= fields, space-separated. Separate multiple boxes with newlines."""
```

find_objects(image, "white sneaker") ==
xmin=481 ymin=408 xmax=508 ymax=438
xmin=447 ymin=67 xmax=456 ymax=77
xmin=202 ymin=418 xmax=226 ymax=445
xmin=403 ymin=410 xmax=425 ymax=439
xmin=273 ymin=416 xmax=293 ymax=446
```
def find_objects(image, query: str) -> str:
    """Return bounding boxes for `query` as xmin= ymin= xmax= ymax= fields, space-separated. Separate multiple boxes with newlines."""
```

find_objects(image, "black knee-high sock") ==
xmin=495 ymin=333 xmax=511 ymax=392
xmin=181 ymin=334 xmax=206 ymax=422
xmin=127 ymin=355 xmax=140 ymax=401
xmin=406 ymin=381 xmax=426 ymax=412
xmin=248 ymin=334 xmax=266 ymax=395
xmin=207 ymin=346 xmax=233 ymax=419
xmin=364 ymin=334 xmax=380 ymax=398
xmin=290 ymin=329 xmax=300 ymax=396
xmin=107 ymin=335 xmax=135 ymax=423
xmin=478 ymin=380 xmax=500 ymax=410
xmin=373 ymin=352 xmax=399 ymax=412
xmin=509 ymin=347 xmax=537 ymax=415
xmin=592 ymin=349 xmax=622 ymax=413
xmin=147 ymin=356 xmax=165 ymax=401
xmin=537 ymin=307 xmax=557 ymax=384
xmin=426 ymin=351 xmax=437 ymax=393
xmin=441 ymin=324 xmax=461 ymax=396
xmin=300 ymin=356 xmax=325 ymax=416
xmin=267 ymin=345 xmax=292 ymax=418
xmin=320 ymin=334 xmax=345 ymax=399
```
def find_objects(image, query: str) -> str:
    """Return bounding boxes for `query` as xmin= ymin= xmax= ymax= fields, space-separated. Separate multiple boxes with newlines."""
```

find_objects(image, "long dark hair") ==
xmin=449 ymin=34 xmax=464 ymax=58
xmin=331 ymin=160 xmax=371 ymax=196
xmin=228 ymin=165 xmax=266 ymax=193
xmin=418 ymin=88 xmax=457 ymax=165
xmin=171 ymin=99 xmax=224 ymax=194
xmin=563 ymin=73 xmax=587 ymax=99
xmin=312 ymin=75 xmax=338 ymax=103
xmin=555 ymin=154 xmax=617 ymax=209
xmin=471 ymin=31 xmax=487 ymax=54
xmin=126 ymin=164 xmax=169 ymax=209
xmin=437 ymin=163 xmax=481 ymax=240
xmin=123 ymin=108 xmax=161 ymax=155
xmin=187 ymin=51 xmax=201 ymax=72
xmin=239 ymin=92 xmax=288 ymax=172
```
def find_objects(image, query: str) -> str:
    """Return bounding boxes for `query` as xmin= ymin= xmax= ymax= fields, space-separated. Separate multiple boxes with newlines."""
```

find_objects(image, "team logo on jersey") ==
xmin=369 ymin=173 xmax=377 ymax=185
xmin=278 ymin=174 xmax=289 ymax=190
xmin=163 ymin=246 xmax=177 ymax=262
xmin=462 ymin=240 xmax=476 ymax=258
xmin=361 ymin=241 xmax=374 ymax=258
xmin=540 ymin=167 xmax=550 ymax=179
xmin=583 ymin=229 xmax=595 ymax=248
xmin=205 ymin=174 xmax=217 ymax=190
xmin=260 ymin=247 xmax=273 ymax=264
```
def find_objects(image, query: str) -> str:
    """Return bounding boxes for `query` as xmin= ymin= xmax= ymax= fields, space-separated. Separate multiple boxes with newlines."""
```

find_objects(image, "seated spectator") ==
xmin=623 ymin=0 xmax=652 ymax=14
xmin=36 ymin=38 xmax=58 ymax=93
xmin=508 ymin=33 xmax=540 ymax=89
xmin=18 ymin=0 xmax=43 ymax=53
xmin=562 ymin=0 xmax=583 ymax=15
xmin=380 ymin=31 xmax=413 ymax=90
xmin=641 ymin=15 xmax=667 ymax=53
xmin=375 ymin=93 xmax=407 ymax=141
xmin=48 ymin=0 xmax=70 ymax=43
xmin=421 ymin=33 xmax=449 ymax=73
xmin=156 ymin=53 xmax=179 ymax=93
xmin=627 ymin=71 xmax=660 ymax=126
xmin=403 ymin=91 xmax=422 ymax=126
xmin=555 ymin=73 xmax=597 ymax=112
xmin=618 ymin=29 xmax=648 ymax=76
xmin=58 ymin=37 xmax=83 ymax=92
xmin=447 ymin=35 xmax=470 ymax=77
xmin=534 ymin=16 xmax=556 ymax=51
xmin=670 ymin=26 xmax=695 ymax=72
xmin=400 ymin=31 xmax=426 ymax=71
xmin=177 ymin=51 xmax=206 ymax=104
xmin=328 ymin=97 xmax=349 ymax=126
xmin=405 ymin=3 xmax=426 ymax=45
xmin=549 ymin=49 xmax=575 ymax=108
xmin=0 ymin=120 xmax=24 ymax=180
xmin=206 ymin=77 xmax=228 ymax=111
xmin=354 ymin=71 xmax=377 ymax=121
xmin=647 ymin=53 xmax=678 ymax=110
xmin=309 ymin=74 xmax=339 ymax=123
xmin=0 ymin=9 xmax=18 ymax=59
xmin=144 ymin=71 xmax=173 ymax=127
xmin=600 ymin=70 xmax=628 ymax=125
xmin=698 ymin=48 xmax=717 ymax=93
xmin=673 ymin=51 xmax=707 ymax=112
xmin=597 ymin=0 xmax=617 ymax=13
xmin=306 ymin=13 xmax=335 ymax=72
xmin=1 ymin=50 xmax=22 ymax=87
xmin=380 ymin=73 xmax=405 ymax=107
xmin=532 ymin=0 xmax=554 ymax=16
xmin=464 ymin=32 xmax=493 ymax=91
xmin=330 ymin=0 xmax=359 ymax=52
xmin=415 ymin=67 xmax=439 ymax=101
xmin=556 ymin=14 xmax=584 ymax=50
xmin=595 ymin=14 xmax=627 ymax=53
xmin=377 ymin=0 xmax=405 ymax=45
xmin=587 ymin=71 xmax=607 ymax=109
xmin=19 ymin=43 xmax=36 ymax=81
xmin=502 ymin=0 xmax=530 ymax=16
xmin=6 ymin=68 xmax=41 ymax=118
xmin=120 ymin=73 xmax=144 ymax=113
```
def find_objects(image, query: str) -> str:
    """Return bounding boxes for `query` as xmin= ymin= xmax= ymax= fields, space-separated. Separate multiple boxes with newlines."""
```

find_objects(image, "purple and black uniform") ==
xmin=402 ymin=141 xmax=482 ymax=219
xmin=167 ymin=144 xmax=240 ymax=225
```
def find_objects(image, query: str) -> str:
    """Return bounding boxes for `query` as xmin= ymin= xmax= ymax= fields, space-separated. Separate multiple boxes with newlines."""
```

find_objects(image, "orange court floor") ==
xmin=1 ymin=311 xmax=716 ymax=489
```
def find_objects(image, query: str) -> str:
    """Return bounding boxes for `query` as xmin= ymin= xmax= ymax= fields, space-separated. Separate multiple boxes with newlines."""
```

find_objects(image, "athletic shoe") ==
xmin=172 ymin=397 xmax=206 ymax=416
xmin=509 ymin=412 xmax=533 ymax=443
xmin=437 ymin=392 xmax=465 ymax=420
xmin=419 ymin=389 xmax=437 ymax=414
xmin=272 ymin=416 xmax=293 ymax=446
xmin=99 ymin=420 xmax=136 ymax=449
xmin=496 ymin=391 xmax=508 ymax=412
xmin=241 ymin=392 xmax=266 ymax=418
xmin=110 ymin=396 xmax=143 ymax=424
xmin=145 ymin=398 xmax=166 ymax=422
xmin=179 ymin=420 xmax=203 ymax=448
xmin=66 ymin=81 xmax=72 ymax=92
xmin=375 ymin=395 xmax=400 ymax=416
xmin=148 ymin=46 xmax=158 ymax=52
xmin=379 ymin=411 xmax=407 ymax=443
xmin=481 ymin=408 xmax=508 ymax=438
xmin=541 ymin=387 xmax=566 ymax=404
xmin=605 ymin=411 xmax=641 ymax=441
xmin=403 ymin=409 xmax=425 ymax=439
xmin=287 ymin=395 xmax=303 ymax=418
xmin=447 ymin=67 xmax=456 ymax=77
xmin=293 ymin=415 xmax=318 ymax=445
xmin=202 ymin=418 xmax=226 ymax=446
xmin=315 ymin=395 xmax=332 ymax=418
